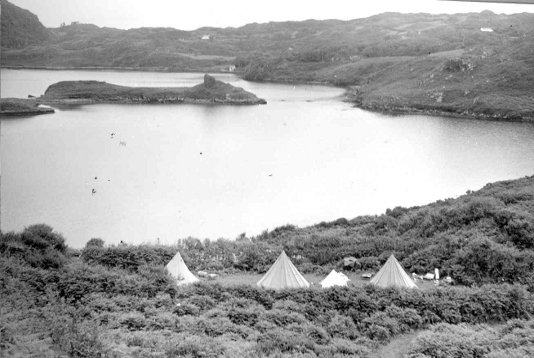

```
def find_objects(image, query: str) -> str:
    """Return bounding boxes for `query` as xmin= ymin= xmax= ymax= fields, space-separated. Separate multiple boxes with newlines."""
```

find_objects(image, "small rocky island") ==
xmin=0 ymin=98 xmax=55 ymax=116
xmin=38 ymin=74 xmax=267 ymax=105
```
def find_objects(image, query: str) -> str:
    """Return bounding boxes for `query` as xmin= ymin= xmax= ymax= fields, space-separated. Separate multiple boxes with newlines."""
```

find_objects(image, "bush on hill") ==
xmin=0 ymin=224 xmax=68 ymax=269
xmin=3 ymin=215 xmax=534 ymax=357
xmin=406 ymin=320 xmax=534 ymax=358
xmin=77 ymin=177 xmax=534 ymax=290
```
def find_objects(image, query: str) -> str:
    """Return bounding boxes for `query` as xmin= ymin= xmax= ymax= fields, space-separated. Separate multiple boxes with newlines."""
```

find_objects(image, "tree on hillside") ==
xmin=22 ymin=224 xmax=67 ymax=253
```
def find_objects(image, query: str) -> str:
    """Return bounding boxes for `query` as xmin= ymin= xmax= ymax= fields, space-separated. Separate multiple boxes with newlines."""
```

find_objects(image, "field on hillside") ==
xmin=206 ymin=272 xmax=439 ymax=291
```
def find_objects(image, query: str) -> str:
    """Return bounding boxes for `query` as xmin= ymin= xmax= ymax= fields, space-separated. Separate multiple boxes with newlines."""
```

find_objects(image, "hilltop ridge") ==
xmin=0 ymin=0 xmax=52 ymax=48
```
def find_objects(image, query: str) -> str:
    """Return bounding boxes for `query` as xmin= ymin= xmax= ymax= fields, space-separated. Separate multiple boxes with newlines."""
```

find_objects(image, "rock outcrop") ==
xmin=204 ymin=74 xmax=216 ymax=88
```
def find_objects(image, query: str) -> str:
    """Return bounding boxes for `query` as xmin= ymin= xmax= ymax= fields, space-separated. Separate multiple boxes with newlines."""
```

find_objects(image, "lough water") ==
xmin=2 ymin=69 xmax=534 ymax=248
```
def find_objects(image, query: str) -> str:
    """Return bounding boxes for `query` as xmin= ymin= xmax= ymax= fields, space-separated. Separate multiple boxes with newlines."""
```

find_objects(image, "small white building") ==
xmin=201 ymin=35 xmax=210 ymax=40
xmin=481 ymin=28 xmax=493 ymax=32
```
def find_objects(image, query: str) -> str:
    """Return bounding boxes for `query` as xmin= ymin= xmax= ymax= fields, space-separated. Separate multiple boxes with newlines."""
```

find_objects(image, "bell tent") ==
xmin=166 ymin=251 xmax=199 ymax=285
xmin=257 ymin=251 xmax=310 ymax=290
xmin=320 ymin=269 xmax=350 ymax=288
xmin=370 ymin=254 xmax=417 ymax=289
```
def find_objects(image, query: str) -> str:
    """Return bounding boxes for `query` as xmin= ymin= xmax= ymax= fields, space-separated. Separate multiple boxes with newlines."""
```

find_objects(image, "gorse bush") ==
xmin=21 ymin=224 xmax=67 ymax=254
xmin=406 ymin=320 xmax=534 ymax=358
xmin=1 ymin=224 xmax=68 ymax=269
xmin=54 ymin=261 xmax=177 ymax=301
xmin=165 ymin=333 xmax=225 ymax=358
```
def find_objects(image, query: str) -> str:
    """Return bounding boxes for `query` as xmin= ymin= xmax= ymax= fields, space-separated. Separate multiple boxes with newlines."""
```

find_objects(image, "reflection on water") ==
xmin=1 ymin=69 xmax=534 ymax=248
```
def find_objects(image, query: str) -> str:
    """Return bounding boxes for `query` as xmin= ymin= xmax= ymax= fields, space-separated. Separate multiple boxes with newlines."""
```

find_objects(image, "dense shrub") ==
xmin=165 ymin=333 xmax=225 ymax=358
xmin=54 ymin=261 xmax=177 ymax=301
xmin=256 ymin=328 xmax=315 ymax=355
xmin=407 ymin=320 xmax=534 ymax=358
xmin=172 ymin=303 xmax=200 ymax=316
xmin=21 ymin=224 xmax=67 ymax=254
xmin=1 ymin=225 xmax=68 ymax=269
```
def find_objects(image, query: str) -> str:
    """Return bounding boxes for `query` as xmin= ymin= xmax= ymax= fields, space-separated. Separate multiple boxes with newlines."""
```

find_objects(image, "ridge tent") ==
xmin=320 ymin=269 xmax=349 ymax=288
xmin=257 ymin=251 xmax=310 ymax=290
xmin=166 ymin=251 xmax=199 ymax=285
xmin=370 ymin=254 xmax=418 ymax=289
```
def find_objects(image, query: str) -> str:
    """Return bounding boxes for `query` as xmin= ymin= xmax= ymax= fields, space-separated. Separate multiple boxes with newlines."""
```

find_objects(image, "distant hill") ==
xmin=2 ymin=3 xmax=533 ymax=119
xmin=0 ymin=0 xmax=52 ymax=49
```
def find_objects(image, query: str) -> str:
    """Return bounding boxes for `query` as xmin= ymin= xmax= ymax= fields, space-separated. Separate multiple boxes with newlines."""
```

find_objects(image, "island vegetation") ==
xmin=2 ymin=175 xmax=534 ymax=357
xmin=37 ymin=74 xmax=266 ymax=105
xmin=2 ymin=0 xmax=534 ymax=120
xmin=0 ymin=98 xmax=54 ymax=116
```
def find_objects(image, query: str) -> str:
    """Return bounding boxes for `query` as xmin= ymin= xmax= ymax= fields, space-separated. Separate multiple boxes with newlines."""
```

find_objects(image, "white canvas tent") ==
xmin=257 ymin=251 xmax=310 ymax=290
xmin=370 ymin=254 xmax=417 ymax=289
xmin=320 ymin=269 xmax=349 ymax=288
xmin=166 ymin=251 xmax=199 ymax=285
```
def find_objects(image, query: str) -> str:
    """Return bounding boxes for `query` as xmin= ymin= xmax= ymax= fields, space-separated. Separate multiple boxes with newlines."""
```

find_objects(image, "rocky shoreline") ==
xmin=342 ymin=86 xmax=534 ymax=123
xmin=346 ymin=101 xmax=534 ymax=122
xmin=350 ymin=101 xmax=534 ymax=123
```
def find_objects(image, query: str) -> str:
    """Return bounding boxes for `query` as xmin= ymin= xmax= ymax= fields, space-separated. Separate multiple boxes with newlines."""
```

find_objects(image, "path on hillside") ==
xmin=376 ymin=331 xmax=422 ymax=358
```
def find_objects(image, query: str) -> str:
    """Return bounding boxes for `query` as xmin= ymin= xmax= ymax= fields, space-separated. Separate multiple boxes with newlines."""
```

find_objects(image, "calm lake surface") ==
xmin=2 ymin=69 xmax=534 ymax=248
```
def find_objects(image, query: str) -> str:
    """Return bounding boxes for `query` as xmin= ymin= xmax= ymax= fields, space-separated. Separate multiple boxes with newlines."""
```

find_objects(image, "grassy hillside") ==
xmin=4 ymin=11 xmax=534 ymax=73
xmin=341 ymin=35 xmax=534 ymax=120
xmin=0 ymin=0 xmax=52 ymax=49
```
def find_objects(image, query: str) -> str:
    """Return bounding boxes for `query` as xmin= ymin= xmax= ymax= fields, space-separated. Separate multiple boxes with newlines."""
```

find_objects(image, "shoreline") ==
xmin=3 ymin=67 xmax=531 ymax=123
xmin=1 ymin=108 xmax=55 ymax=117
xmin=0 ymin=98 xmax=55 ymax=117
xmin=39 ymin=97 xmax=267 ymax=106
xmin=350 ymin=102 xmax=534 ymax=123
